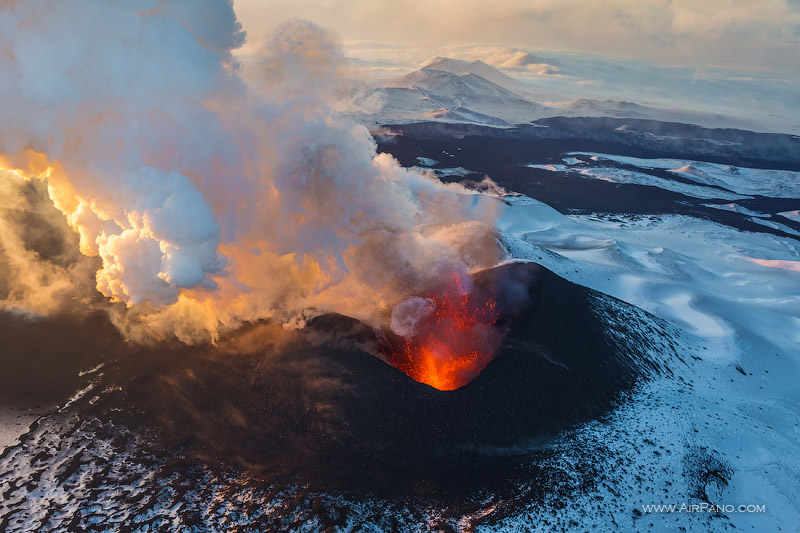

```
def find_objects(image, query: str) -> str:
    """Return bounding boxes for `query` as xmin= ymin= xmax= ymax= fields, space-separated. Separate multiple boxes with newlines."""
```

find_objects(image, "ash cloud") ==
xmin=0 ymin=1 xmax=504 ymax=342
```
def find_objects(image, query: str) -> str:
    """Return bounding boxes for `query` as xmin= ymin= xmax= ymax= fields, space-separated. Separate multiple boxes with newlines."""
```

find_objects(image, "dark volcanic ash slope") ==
xmin=0 ymin=262 xmax=686 ymax=531
xmin=383 ymin=117 xmax=800 ymax=166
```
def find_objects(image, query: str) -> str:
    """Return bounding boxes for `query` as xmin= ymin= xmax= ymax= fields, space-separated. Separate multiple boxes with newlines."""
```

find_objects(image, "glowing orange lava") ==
xmin=388 ymin=272 xmax=500 ymax=391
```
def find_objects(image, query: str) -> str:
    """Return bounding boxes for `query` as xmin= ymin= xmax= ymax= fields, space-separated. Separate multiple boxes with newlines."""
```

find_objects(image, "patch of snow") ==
xmin=702 ymin=202 xmax=768 ymax=217
xmin=433 ymin=167 xmax=473 ymax=177
xmin=749 ymin=217 xmax=800 ymax=237
xmin=569 ymin=152 xmax=800 ymax=198
xmin=527 ymin=163 xmax=750 ymax=200
xmin=414 ymin=157 xmax=439 ymax=167
xmin=777 ymin=210 xmax=800 ymax=223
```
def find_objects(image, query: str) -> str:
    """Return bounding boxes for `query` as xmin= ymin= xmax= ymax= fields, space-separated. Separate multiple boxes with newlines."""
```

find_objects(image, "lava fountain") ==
xmin=386 ymin=272 xmax=502 ymax=390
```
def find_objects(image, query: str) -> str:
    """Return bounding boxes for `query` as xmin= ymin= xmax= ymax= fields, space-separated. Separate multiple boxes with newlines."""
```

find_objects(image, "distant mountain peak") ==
xmin=391 ymin=68 xmax=526 ymax=101
xmin=418 ymin=56 xmax=523 ymax=93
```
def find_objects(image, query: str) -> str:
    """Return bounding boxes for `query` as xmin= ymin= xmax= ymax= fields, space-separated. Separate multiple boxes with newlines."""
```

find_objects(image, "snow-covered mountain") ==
xmin=350 ymin=58 xmax=548 ymax=126
xmin=350 ymin=56 xmax=764 ymax=131
xmin=393 ymin=67 xmax=524 ymax=100
xmin=367 ymin=64 xmax=547 ymax=126
xmin=416 ymin=56 xmax=527 ymax=92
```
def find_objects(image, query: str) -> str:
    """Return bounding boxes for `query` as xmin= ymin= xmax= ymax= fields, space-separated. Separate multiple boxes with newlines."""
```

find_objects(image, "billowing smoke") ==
xmin=0 ymin=168 xmax=100 ymax=315
xmin=390 ymin=296 xmax=436 ymax=338
xmin=0 ymin=1 xmax=503 ymax=342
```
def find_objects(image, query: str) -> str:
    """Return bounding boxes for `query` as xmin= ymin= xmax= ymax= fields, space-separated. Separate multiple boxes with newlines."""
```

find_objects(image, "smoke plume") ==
xmin=0 ymin=1 xmax=504 ymax=342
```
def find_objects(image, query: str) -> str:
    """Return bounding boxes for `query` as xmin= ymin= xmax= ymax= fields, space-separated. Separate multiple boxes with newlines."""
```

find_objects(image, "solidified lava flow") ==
xmin=388 ymin=272 xmax=502 ymax=390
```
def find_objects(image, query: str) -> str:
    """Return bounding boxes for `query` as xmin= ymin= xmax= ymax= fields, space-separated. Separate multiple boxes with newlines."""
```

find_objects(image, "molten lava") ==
xmin=388 ymin=272 xmax=501 ymax=391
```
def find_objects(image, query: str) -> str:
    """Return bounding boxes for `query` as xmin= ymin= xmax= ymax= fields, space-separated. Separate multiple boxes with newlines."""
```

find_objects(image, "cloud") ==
xmin=474 ymin=48 xmax=563 ymax=75
xmin=234 ymin=0 xmax=800 ymax=72
xmin=0 ymin=3 xmax=504 ymax=342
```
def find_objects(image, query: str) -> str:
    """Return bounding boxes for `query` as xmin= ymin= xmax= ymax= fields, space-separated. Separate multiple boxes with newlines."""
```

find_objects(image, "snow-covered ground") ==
xmin=527 ymin=162 xmax=752 ymax=201
xmin=703 ymin=202 xmax=768 ymax=217
xmin=0 ymin=406 xmax=48 ymax=452
xmin=566 ymin=152 xmax=800 ymax=198
xmin=495 ymin=194 xmax=800 ymax=529
xmin=778 ymin=210 xmax=800 ymax=224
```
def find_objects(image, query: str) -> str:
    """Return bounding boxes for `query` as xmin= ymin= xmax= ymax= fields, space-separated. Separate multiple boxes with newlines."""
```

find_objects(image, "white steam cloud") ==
xmin=0 ymin=1 xmax=503 ymax=341
xmin=390 ymin=296 xmax=435 ymax=338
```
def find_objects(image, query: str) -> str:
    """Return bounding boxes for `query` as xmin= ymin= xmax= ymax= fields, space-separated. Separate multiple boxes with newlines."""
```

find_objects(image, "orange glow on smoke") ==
xmin=388 ymin=272 xmax=500 ymax=391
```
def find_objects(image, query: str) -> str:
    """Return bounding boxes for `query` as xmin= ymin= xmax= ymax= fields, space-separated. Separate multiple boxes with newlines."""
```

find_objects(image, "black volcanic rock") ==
xmin=379 ymin=118 xmax=800 ymax=167
xmin=37 ymin=263 xmax=680 ymax=492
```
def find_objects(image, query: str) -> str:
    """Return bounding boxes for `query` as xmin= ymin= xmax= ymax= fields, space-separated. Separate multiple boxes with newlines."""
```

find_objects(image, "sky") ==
xmin=233 ymin=0 xmax=800 ymax=73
